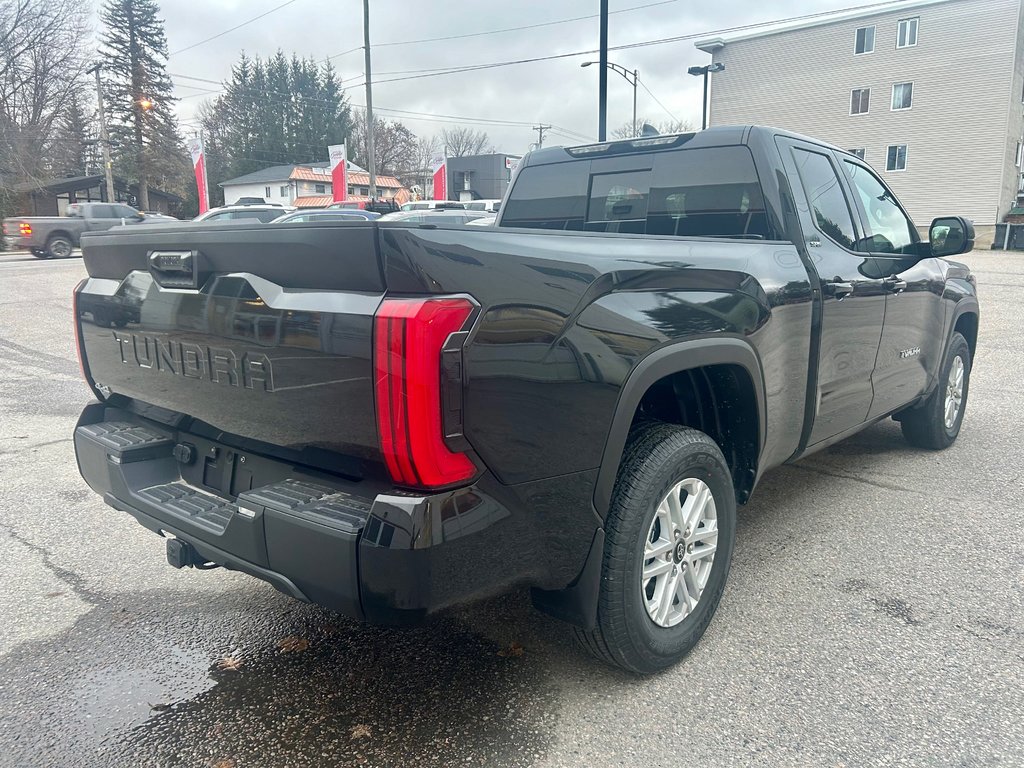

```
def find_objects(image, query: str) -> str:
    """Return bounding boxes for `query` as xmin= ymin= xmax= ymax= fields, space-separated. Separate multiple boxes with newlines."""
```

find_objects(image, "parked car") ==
xmin=378 ymin=210 xmax=493 ymax=225
xmin=141 ymin=211 xmax=180 ymax=221
xmin=319 ymin=207 xmax=381 ymax=220
xmin=233 ymin=197 xmax=287 ymax=207
xmin=193 ymin=205 xmax=293 ymax=223
xmin=271 ymin=210 xmax=379 ymax=224
xmin=71 ymin=126 xmax=979 ymax=674
xmin=3 ymin=202 xmax=147 ymax=258
xmin=399 ymin=200 xmax=466 ymax=211
xmin=329 ymin=200 xmax=401 ymax=215
xmin=463 ymin=199 xmax=502 ymax=213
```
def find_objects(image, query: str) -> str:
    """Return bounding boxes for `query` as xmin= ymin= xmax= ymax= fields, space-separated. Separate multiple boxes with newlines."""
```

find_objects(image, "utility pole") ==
xmin=598 ymin=0 xmax=609 ymax=141
xmin=533 ymin=124 xmax=551 ymax=148
xmin=363 ymin=0 xmax=377 ymax=199
xmin=88 ymin=63 xmax=116 ymax=203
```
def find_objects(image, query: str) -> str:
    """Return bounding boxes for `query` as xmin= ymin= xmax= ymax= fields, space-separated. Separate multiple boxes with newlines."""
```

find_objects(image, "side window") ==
xmin=792 ymin=148 xmax=858 ymax=250
xmin=115 ymin=205 xmax=137 ymax=218
xmin=91 ymin=204 xmax=116 ymax=218
xmin=842 ymin=161 xmax=918 ymax=254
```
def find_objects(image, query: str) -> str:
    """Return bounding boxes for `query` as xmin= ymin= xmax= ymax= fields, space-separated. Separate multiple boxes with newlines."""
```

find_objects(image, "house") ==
xmin=12 ymin=175 xmax=182 ymax=215
xmin=220 ymin=162 xmax=409 ymax=208
xmin=694 ymin=0 xmax=1024 ymax=229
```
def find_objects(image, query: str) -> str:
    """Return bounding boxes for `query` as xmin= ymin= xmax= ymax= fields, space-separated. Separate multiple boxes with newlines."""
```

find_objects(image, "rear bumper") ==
xmin=74 ymin=402 xmax=557 ymax=624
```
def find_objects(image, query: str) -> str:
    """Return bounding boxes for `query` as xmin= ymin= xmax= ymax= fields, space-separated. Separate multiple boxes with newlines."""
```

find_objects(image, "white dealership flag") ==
xmin=329 ymin=144 xmax=348 ymax=202
xmin=430 ymin=153 xmax=447 ymax=201
xmin=187 ymin=135 xmax=209 ymax=214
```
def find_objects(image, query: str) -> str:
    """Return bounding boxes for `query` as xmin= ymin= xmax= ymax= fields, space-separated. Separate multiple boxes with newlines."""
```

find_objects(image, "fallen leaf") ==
xmin=211 ymin=759 xmax=236 ymax=768
xmin=350 ymin=724 xmax=372 ymax=740
xmin=44 ymin=591 xmax=65 ymax=598
xmin=215 ymin=655 xmax=244 ymax=671
xmin=148 ymin=702 xmax=171 ymax=712
xmin=497 ymin=642 xmax=524 ymax=658
xmin=277 ymin=636 xmax=309 ymax=653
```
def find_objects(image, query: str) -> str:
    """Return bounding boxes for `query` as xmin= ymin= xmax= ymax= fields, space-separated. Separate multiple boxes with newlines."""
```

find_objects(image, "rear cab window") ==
xmin=501 ymin=146 xmax=775 ymax=240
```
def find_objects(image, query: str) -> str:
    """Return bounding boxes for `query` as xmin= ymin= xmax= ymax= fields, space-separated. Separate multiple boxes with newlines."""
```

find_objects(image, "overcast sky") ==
xmin=144 ymin=0 xmax=863 ymax=155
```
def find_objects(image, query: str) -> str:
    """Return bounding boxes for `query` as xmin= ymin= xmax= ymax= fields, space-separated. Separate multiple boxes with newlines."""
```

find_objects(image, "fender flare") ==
xmin=593 ymin=337 xmax=767 ymax=516
xmin=950 ymin=298 xmax=980 ymax=344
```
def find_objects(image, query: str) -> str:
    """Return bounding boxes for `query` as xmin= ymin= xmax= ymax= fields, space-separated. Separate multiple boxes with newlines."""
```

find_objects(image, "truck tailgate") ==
xmin=76 ymin=222 xmax=385 ymax=469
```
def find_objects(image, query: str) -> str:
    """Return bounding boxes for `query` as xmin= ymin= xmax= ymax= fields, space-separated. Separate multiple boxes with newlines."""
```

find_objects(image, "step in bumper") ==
xmin=73 ymin=403 xmax=535 ymax=624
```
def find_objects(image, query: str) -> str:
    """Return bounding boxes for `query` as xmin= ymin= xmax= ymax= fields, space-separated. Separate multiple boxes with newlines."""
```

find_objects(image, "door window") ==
xmin=842 ymin=161 xmax=918 ymax=254
xmin=91 ymin=204 xmax=116 ymax=218
xmin=791 ymin=148 xmax=858 ymax=250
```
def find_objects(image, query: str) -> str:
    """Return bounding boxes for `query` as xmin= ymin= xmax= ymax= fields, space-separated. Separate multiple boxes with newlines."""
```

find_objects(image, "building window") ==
xmin=360 ymin=187 xmax=369 ymax=196
xmin=315 ymin=184 xmax=325 ymax=194
xmin=891 ymin=82 xmax=914 ymax=110
xmin=1016 ymin=141 xmax=1022 ymax=168
xmin=854 ymin=26 xmax=875 ymax=54
xmin=264 ymin=186 xmax=271 ymax=198
xmin=280 ymin=185 xmax=288 ymax=197
xmin=850 ymin=88 xmax=870 ymax=115
xmin=886 ymin=144 xmax=908 ymax=171
xmin=897 ymin=17 xmax=918 ymax=48
xmin=848 ymin=148 xmax=866 ymax=160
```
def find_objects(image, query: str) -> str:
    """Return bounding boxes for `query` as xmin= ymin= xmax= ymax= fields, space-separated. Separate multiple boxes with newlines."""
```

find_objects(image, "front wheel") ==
xmin=575 ymin=423 xmax=736 ymax=675
xmin=899 ymin=332 xmax=971 ymax=450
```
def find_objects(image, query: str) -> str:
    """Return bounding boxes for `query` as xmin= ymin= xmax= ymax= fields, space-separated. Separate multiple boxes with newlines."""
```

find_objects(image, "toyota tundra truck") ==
xmin=71 ymin=126 xmax=979 ymax=674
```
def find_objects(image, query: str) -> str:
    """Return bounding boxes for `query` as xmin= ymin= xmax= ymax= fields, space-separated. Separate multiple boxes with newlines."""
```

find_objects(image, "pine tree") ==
xmin=99 ymin=0 xmax=187 ymax=209
xmin=212 ymin=50 xmax=354 ymax=182
xmin=51 ymin=95 xmax=94 ymax=178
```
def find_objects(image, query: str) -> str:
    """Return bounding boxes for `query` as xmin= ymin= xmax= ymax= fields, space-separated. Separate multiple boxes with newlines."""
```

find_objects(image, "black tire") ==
xmin=899 ymin=332 xmax=971 ymax=450
xmin=31 ymin=249 xmax=50 ymax=259
xmin=575 ymin=422 xmax=736 ymax=675
xmin=45 ymin=234 xmax=73 ymax=259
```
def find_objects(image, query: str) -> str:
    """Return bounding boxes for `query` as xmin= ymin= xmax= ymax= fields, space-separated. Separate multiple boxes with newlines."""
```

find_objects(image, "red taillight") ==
xmin=374 ymin=297 xmax=476 ymax=489
xmin=19 ymin=222 xmax=32 ymax=236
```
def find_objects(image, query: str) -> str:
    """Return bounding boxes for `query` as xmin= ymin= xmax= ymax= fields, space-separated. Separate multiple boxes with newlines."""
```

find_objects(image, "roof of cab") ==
xmin=520 ymin=125 xmax=844 ymax=167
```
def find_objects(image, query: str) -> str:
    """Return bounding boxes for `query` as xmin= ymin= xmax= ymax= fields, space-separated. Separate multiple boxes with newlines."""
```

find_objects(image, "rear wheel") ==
xmin=45 ymin=234 xmax=73 ymax=259
xmin=31 ymin=248 xmax=50 ymax=259
xmin=899 ymin=332 xmax=971 ymax=450
xmin=575 ymin=422 xmax=736 ymax=675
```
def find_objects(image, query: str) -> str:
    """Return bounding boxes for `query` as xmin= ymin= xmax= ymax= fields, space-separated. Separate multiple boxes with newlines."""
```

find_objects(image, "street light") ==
xmin=581 ymin=60 xmax=640 ymax=138
xmin=687 ymin=62 xmax=725 ymax=130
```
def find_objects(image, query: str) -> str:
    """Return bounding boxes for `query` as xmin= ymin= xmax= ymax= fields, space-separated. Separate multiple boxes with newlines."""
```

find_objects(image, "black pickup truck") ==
xmin=72 ymin=126 xmax=979 ymax=674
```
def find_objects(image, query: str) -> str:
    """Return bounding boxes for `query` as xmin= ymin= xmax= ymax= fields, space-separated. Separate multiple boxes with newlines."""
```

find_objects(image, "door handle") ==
xmin=824 ymin=279 xmax=854 ymax=300
xmin=883 ymin=276 xmax=908 ymax=293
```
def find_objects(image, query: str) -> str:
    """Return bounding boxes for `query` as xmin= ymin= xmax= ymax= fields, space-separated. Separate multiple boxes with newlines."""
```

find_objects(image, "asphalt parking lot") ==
xmin=0 ymin=247 xmax=1021 ymax=768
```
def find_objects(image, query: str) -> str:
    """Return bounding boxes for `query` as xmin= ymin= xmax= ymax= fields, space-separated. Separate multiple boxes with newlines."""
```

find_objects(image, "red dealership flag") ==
xmin=430 ymin=153 xmax=447 ymax=201
xmin=187 ymin=135 xmax=208 ymax=214
xmin=329 ymin=144 xmax=348 ymax=202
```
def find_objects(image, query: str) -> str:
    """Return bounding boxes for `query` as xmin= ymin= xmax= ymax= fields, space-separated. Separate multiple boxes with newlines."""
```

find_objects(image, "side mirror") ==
xmin=929 ymin=216 xmax=974 ymax=257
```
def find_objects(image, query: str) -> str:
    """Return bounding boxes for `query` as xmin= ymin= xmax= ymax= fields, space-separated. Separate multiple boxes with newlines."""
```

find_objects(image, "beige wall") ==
xmin=703 ymin=0 xmax=1024 ymax=225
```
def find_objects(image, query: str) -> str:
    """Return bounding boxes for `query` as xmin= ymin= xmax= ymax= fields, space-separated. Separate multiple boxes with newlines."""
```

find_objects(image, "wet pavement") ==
xmin=1 ymin=249 xmax=1022 ymax=767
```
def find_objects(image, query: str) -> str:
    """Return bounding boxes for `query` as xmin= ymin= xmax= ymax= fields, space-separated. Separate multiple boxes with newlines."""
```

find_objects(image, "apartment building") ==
xmin=695 ymin=0 xmax=1024 ymax=226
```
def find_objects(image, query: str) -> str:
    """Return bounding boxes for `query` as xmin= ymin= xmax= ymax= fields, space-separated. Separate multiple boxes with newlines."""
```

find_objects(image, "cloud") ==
xmin=156 ymin=0 xmax=852 ymax=154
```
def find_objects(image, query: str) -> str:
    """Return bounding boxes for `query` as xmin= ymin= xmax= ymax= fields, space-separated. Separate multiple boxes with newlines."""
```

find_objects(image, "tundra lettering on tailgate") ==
xmin=111 ymin=331 xmax=274 ymax=391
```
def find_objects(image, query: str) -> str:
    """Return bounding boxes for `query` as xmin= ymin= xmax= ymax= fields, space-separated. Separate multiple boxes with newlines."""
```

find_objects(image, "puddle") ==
xmin=0 ymin=587 xmax=556 ymax=768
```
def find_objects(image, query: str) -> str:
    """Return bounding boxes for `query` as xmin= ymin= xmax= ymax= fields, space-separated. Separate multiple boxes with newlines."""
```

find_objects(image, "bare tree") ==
xmin=440 ymin=127 xmax=492 ymax=157
xmin=610 ymin=117 xmax=696 ymax=140
xmin=350 ymin=110 xmax=418 ymax=177
xmin=0 ymin=0 xmax=90 ymax=220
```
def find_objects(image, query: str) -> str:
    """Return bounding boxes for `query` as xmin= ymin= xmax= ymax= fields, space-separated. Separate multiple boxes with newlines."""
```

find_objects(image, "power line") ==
xmin=637 ymin=78 xmax=678 ymax=122
xmin=169 ymin=0 xmax=304 ymax=56
xmin=325 ymin=0 xmax=679 ymax=60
